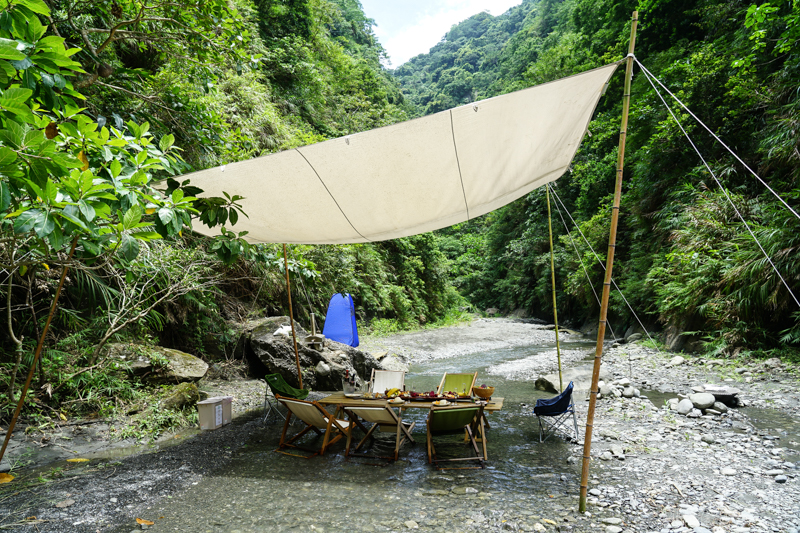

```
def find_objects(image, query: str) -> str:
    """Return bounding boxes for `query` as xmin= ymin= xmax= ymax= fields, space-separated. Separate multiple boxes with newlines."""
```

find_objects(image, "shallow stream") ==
xmin=111 ymin=341 xmax=594 ymax=533
xmin=91 ymin=339 xmax=800 ymax=533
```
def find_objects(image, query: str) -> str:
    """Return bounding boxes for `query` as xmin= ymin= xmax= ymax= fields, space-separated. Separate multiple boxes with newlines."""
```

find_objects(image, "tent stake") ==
xmin=0 ymin=237 xmax=78 ymax=465
xmin=579 ymin=10 xmax=638 ymax=514
xmin=546 ymin=184 xmax=563 ymax=393
xmin=283 ymin=244 xmax=303 ymax=389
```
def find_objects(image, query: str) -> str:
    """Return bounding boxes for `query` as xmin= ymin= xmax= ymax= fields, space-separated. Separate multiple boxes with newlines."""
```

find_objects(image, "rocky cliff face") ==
xmin=236 ymin=316 xmax=381 ymax=390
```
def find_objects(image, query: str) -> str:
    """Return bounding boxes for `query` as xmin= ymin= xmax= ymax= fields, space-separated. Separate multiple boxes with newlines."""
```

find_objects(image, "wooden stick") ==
xmin=0 ymin=237 xmax=78 ymax=465
xmin=283 ymin=244 xmax=303 ymax=389
xmin=546 ymin=184 xmax=564 ymax=392
xmin=579 ymin=11 xmax=638 ymax=514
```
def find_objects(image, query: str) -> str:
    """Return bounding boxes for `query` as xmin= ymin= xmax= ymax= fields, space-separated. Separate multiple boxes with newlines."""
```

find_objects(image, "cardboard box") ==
xmin=197 ymin=398 xmax=223 ymax=431
xmin=206 ymin=396 xmax=233 ymax=425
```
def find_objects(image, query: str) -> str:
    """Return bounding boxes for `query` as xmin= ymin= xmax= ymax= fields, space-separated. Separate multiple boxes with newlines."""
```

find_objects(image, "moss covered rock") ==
xmin=162 ymin=382 xmax=200 ymax=411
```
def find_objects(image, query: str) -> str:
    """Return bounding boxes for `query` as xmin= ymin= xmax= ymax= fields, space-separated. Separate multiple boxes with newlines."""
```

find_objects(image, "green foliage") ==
xmin=396 ymin=0 xmax=800 ymax=352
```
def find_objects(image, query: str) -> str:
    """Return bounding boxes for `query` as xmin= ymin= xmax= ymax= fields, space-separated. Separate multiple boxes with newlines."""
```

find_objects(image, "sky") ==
xmin=359 ymin=0 xmax=523 ymax=67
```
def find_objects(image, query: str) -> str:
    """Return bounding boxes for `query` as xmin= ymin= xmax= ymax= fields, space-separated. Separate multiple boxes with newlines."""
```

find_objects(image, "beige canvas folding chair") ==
xmin=344 ymin=405 xmax=415 ymax=462
xmin=436 ymin=372 xmax=478 ymax=396
xmin=369 ymin=369 xmax=405 ymax=394
xmin=426 ymin=403 xmax=485 ymax=469
xmin=275 ymin=395 xmax=353 ymax=458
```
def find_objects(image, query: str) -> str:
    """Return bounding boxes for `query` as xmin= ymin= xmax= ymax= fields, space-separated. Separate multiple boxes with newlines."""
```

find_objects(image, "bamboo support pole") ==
xmin=0 ymin=237 xmax=78 ymax=465
xmin=546 ymin=184 xmax=563 ymax=392
xmin=283 ymin=244 xmax=304 ymax=389
xmin=579 ymin=11 xmax=638 ymax=514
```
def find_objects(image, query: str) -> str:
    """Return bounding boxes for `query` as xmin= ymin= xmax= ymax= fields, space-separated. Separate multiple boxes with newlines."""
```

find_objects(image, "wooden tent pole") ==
xmin=546 ymin=184 xmax=563 ymax=392
xmin=0 ymin=237 xmax=78 ymax=465
xmin=283 ymin=244 xmax=303 ymax=389
xmin=579 ymin=10 xmax=638 ymax=514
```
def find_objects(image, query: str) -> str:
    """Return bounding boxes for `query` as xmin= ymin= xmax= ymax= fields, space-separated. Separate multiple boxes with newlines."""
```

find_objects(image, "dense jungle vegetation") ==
xmin=0 ymin=0 xmax=798 ymax=429
xmin=399 ymin=0 xmax=800 ymax=357
xmin=0 ymin=0 xmax=459 ymax=424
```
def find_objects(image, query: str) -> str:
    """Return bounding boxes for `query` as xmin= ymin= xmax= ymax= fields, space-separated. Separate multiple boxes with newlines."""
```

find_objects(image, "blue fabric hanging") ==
xmin=322 ymin=293 xmax=359 ymax=347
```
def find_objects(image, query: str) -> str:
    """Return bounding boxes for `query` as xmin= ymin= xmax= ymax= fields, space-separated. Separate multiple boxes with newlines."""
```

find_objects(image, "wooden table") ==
xmin=317 ymin=391 xmax=504 ymax=412
xmin=318 ymin=392 xmax=504 ymax=460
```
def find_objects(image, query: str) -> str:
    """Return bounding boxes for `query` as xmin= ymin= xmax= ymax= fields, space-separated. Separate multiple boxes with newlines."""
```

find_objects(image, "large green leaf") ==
xmin=157 ymin=207 xmax=175 ymax=227
xmin=13 ymin=208 xmax=39 ymax=233
xmin=131 ymin=231 xmax=161 ymax=241
xmin=123 ymin=204 xmax=142 ymax=230
xmin=15 ymin=0 xmax=51 ymax=16
xmin=0 ymin=87 xmax=33 ymax=119
xmin=0 ymin=38 xmax=25 ymax=60
xmin=0 ymin=121 xmax=25 ymax=148
xmin=0 ymin=181 xmax=10 ymax=211
xmin=78 ymin=199 xmax=96 ymax=222
xmin=57 ymin=206 xmax=89 ymax=230
xmin=35 ymin=35 xmax=65 ymax=51
xmin=118 ymin=233 xmax=140 ymax=261
xmin=0 ymin=146 xmax=17 ymax=166
xmin=32 ymin=210 xmax=54 ymax=238
xmin=48 ymin=224 xmax=63 ymax=249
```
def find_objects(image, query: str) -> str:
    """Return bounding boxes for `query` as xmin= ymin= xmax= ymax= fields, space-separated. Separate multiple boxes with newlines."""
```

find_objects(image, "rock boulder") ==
xmin=241 ymin=316 xmax=381 ymax=390
xmin=689 ymin=392 xmax=716 ymax=410
xmin=535 ymin=364 xmax=609 ymax=394
xmin=162 ymin=382 xmax=200 ymax=410
xmin=105 ymin=343 xmax=208 ymax=384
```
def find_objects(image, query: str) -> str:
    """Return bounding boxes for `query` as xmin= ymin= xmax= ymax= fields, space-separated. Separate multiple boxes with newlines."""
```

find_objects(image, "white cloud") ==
xmin=374 ymin=1 xmax=523 ymax=67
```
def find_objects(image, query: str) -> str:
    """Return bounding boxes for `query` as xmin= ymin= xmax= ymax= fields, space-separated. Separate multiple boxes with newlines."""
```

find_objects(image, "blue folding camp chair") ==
xmin=533 ymin=381 xmax=579 ymax=442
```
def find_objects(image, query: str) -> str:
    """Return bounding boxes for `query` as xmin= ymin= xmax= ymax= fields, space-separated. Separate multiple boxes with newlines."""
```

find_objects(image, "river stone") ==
xmin=404 ymin=520 xmax=419 ymax=529
xmin=713 ymin=401 xmax=728 ymax=413
xmin=676 ymin=399 xmax=694 ymax=415
xmin=605 ymin=527 xmax=622 ymax=533
xmin=379 ymin=354 xmax=409 ymax=372
xmin=601 ymin=518 xmax=622 ymax=525
xmin=775 ymin=475 xmax=788 ymax=483
xmin=626 ymin=333 xmax=643 ymax=343
xmin=485 ymin=308 xmax=500 ymax=316
xmin=315 ymin=361 xmax=331 ymax=377
xmin=683 ymin=514 xmax=700 ymax=528
xmin=689 ymin=393 xmax=715 ymax=410
xmin=105 ymin=343 xmax=208 ymax=384
xmin=162 ymin=382 xmax=200 ymax=410
xmin=721 ymin=467 xmax=736 ymax=476
xmin=701 ymin=434 xmax=715 ymax=444
xmin=535 ymin=364 xmax=609 ymax=394
xmin=669 ymin=356 xmax=685 ymax=366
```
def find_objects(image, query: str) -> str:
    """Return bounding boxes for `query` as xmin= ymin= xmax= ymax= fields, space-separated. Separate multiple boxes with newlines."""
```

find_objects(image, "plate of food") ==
xmin=388 ymin=397 xmax=405 ymax=404
xmin=432 ymin=400 xmax=451 ymax=406
xmin=344 ymin=393 xmax=361 ymax=398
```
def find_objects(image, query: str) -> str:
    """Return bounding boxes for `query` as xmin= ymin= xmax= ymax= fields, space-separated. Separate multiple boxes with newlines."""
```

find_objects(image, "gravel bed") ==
xmin=0 ymin=319 xmax=798 ymax=533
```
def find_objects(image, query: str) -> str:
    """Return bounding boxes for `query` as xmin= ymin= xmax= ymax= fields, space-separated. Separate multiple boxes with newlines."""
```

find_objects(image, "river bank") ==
xmin=0 ymin=318 xmax=797 ymax=532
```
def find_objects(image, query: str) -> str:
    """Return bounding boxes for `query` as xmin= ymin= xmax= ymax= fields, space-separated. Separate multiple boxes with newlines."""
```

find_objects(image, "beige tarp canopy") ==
xmin=187 ymin=63 xmax=619 ymax=244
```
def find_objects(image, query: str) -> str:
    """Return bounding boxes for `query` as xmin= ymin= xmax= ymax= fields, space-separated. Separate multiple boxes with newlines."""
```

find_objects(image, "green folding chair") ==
xmin=264 ymin=373 xmax=309 ymax=423
xmin=436 ymin=372 xmax=478 ymax=396
xmin=426 ymin=404 xmax=485 ymax=469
